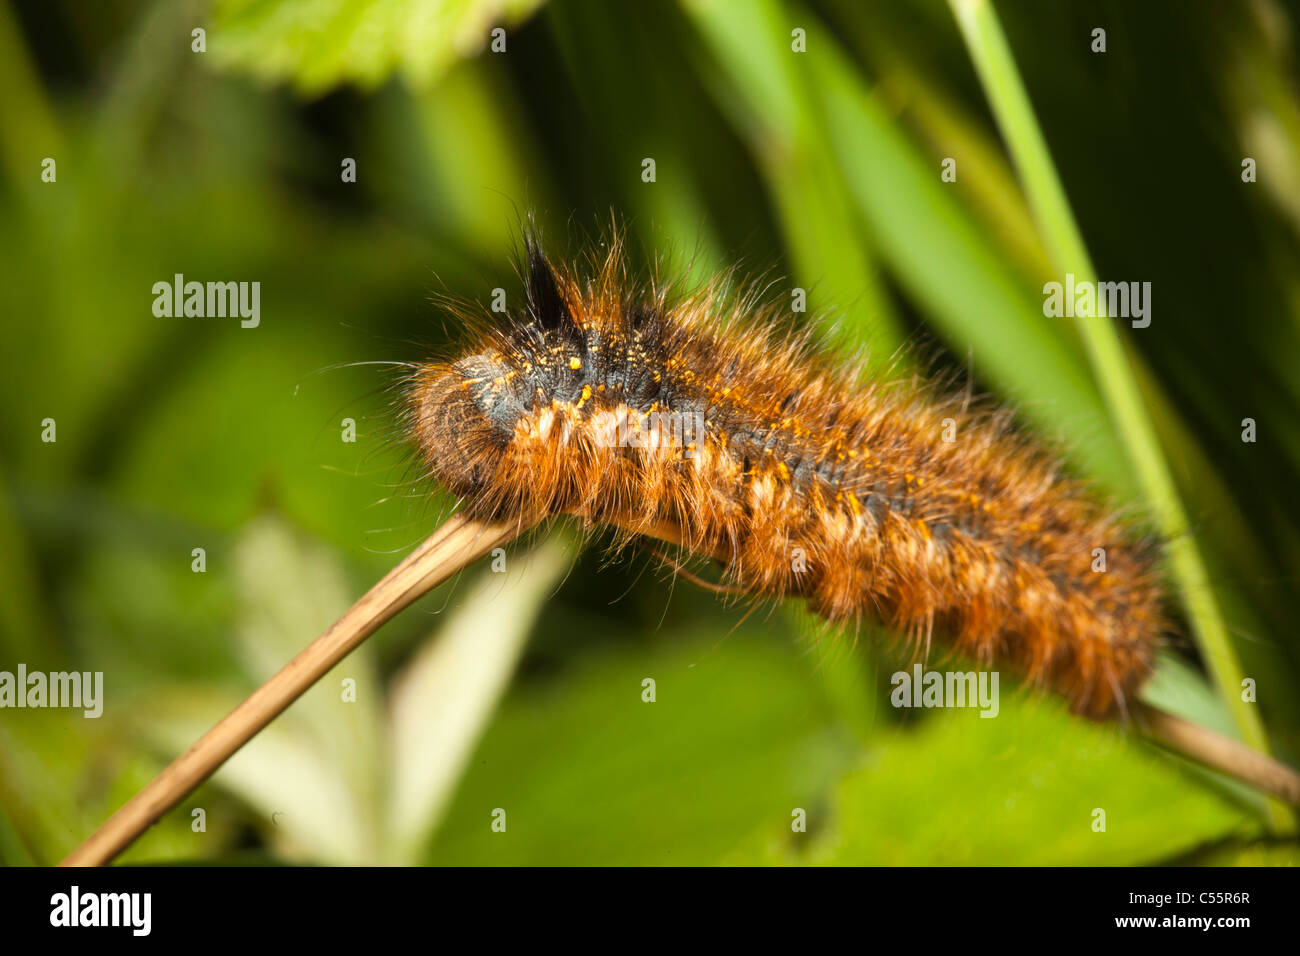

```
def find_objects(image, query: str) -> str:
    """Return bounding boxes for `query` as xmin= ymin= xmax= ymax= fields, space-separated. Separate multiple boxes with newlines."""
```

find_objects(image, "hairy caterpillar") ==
xmin=408 ymin=232 xmax=1164 ymax=719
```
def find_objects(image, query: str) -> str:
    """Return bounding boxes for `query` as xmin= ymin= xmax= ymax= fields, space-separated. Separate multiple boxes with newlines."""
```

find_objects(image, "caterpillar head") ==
xmin=410 ymin=239 xmax=591 ymax=510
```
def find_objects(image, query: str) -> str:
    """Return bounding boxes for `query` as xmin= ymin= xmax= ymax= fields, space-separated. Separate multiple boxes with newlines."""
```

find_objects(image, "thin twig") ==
xmin=61 ymin=512 xmax=533 ymax=867
xmin=1134 ymin=703 xmax=1300 ymax=806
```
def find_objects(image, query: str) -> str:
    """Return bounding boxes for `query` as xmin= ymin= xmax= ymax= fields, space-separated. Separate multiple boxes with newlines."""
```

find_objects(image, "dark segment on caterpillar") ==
xmin=409 ymin=231 xmax=1165 ymax=719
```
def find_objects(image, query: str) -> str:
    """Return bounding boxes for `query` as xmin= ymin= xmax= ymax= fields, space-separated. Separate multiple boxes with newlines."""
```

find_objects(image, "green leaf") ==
xmin=682 ymin=0 xmax=903 ymax=366
xmin=0 ymin=709 xmax=207 ymax=865
xmin=0 ymin=798 xmax=36 ymax=866
xmin=143 ymin=687 xmax=377 ymax=864
xmin=426 ymin=631 xmax=853 ymax=865
xmin=210 ymin=0 xmax=550 ymax=95
xmin=385 ymin=534 xmax=573 ymax=863
xmin=742 ymin=694 xmax=1256 ymax=865
xmin=140 ymin=516 xmax=385 ymax=864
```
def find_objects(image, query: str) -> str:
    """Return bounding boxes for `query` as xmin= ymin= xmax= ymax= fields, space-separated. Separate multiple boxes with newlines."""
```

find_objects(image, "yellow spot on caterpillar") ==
xmin=577 ymin=385 xmax=592 ymax=409
xmin=569 ymin=357 xmax=582 ymax=370
xmin=776 ymin=461 xmax=790 ymax=481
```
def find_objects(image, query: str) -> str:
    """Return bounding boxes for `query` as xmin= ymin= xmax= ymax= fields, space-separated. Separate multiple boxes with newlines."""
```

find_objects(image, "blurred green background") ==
xmin=1 ymin=0 xmax=1298 ymax=865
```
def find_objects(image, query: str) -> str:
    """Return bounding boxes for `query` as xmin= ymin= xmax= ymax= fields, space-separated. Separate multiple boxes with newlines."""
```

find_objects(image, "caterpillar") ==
xmin=408 ymin=231 xmax=1165 ymax=719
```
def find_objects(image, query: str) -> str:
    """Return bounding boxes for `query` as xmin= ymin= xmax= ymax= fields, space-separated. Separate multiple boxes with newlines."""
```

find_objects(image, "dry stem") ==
xmin=61 ymin=513 xmax=531 ymax=866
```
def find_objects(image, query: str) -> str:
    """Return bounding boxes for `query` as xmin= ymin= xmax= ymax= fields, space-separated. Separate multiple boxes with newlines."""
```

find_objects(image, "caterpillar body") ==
xmin=409 ymin=234 xmax=1164 ymax=718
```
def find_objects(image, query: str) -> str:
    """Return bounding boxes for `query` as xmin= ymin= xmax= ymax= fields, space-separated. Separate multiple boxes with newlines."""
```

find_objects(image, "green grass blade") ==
xmin=947 ymin=0 xmax=1292 ymax=830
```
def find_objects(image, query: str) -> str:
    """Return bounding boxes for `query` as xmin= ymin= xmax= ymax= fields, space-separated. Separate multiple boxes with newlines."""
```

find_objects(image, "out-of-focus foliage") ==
xmin=210 ymin=0 xmax=548 ymax=94
xmin=0 ymin=0 xmax=1297 ymax=864
xmin=138 ymin=518 xmax=570 ymax=864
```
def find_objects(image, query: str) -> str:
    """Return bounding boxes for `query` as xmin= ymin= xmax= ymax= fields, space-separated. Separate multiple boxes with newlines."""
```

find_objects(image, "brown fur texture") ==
xmin=408 ymin=233 xmax=1163 ymax=718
